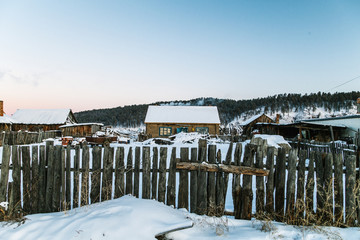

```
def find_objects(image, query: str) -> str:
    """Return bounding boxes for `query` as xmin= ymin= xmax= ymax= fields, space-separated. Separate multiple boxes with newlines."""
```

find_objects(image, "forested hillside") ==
xmin=74 ymin=91 xmax=360 ymax=127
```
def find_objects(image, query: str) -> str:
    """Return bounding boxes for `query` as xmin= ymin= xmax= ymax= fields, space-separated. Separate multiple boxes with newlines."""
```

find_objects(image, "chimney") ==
xmin=275 ymin=114 xmax=280 ymax=124
xmin=0 ymin=100 xmax=3 ymax=117
xmin=357 ymin=97 xmax=360 ymax=114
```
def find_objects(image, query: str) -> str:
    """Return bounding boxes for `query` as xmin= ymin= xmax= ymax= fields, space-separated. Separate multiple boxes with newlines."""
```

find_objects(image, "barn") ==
xmin=11 ymin=109 xmax=77 ymax=131
xmin=144 ymin=106 xmax=221 ymax=138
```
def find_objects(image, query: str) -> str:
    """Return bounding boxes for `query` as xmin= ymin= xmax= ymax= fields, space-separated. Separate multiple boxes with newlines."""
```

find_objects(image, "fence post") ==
xmin=81 ymin=144 xmax=90 ymax=206
xmin=0 ymin=145 xmax=11 ymax=203
xmin=21 ymin=146 xmax=31 ymax=214
xmin=324 ymin=152 xmax=334 ymax=224
xmin=102 ymin=146 xmax=114 ymax=201
xmin=142 ymin=147 xmax=151 ymax=199
xmin=166 ymin=147 xmax=177 ymax=207
xmin=345 ymin=153 xmax=356 ymax=226
xmin=91 ymin=146 xmax=101 ymax=203
xmin=265 ymin=147 xmax=275 ymax=216
xmin=52 ymin=145 xmax=62 ymax=212
xmin=61 ymin=147 xmax=66 ymax=211
xmin=207 ymin=145 xmax=216 ymax=216
xmin=158 ymin=147 xmax=167 ymax=204
xmin=38 ymin=145 xmax=46 ymax=213
xmin=73 ymin=145 xmax=80 ymax=206
xmin=233 ymin=143 xmax=242 ymax=219
xmin=315 ymin=152 xmax=325 ymax=219
xmin=333 ymin=152 xmax=344 ymax=224
xmin=134 ymin=147 xmax=141 ymax=198
xmin=223 ymin=142 xmax=233 ymax=210
xmin=178 ymin=147 xmax=189 ymax=210
xmin=286 ymin=149 xmax=297 ymax=223
xmin=275 ymin=147 xmax=286 ymax=222
xmin=45 ymin=145 xmax=54 ymax=212
xmin=10 ymin=146 xmax=21 ymax=217
xmin=255 ymin=142 xmax=265 ymax=217
xmin=114 ymin=147 xmax=125 ymax=199
xmin=151 ymin=147 xmax=158 ymax=200
xmin=240 ymin=144 xmax=256 ymax=220
xmin=296 ymin=149 xmax=306 ymax=221
xmin=125 ymin=147 xmax=133 ymax=195
xmin=65 ymin=145 xmax=71 ymax=209
xmin=196 ymin=144 xmax=207 ymax=215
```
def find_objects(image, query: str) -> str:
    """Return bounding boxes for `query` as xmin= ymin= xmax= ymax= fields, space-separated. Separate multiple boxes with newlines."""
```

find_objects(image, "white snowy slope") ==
xmin=0 ymin=196 xmax=359 ymax=240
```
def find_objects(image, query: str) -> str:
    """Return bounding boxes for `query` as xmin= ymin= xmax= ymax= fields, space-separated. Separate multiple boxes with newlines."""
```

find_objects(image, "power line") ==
xmin=327 ymin=75 xmax=360 ymax=91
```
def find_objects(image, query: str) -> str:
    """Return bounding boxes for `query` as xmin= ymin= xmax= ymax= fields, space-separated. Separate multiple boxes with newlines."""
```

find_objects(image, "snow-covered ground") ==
xmin=0 ymin=195 xmax=358 ymax=240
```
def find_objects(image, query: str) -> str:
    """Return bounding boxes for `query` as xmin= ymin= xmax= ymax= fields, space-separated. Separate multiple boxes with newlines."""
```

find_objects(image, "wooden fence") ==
xmin=0 ymin=131 xmax=61 ymax=146
xmin=0 ymin=141 xmax=359 ymax=226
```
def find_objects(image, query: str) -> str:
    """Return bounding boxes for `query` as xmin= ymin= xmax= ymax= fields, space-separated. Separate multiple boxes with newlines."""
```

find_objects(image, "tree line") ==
xmin=74 ymin=91 xmax=360 ymax=127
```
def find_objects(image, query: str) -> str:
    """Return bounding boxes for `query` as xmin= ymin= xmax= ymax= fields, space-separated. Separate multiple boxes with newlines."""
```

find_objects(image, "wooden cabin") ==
xmin=241 ymin=113 xmax=275 ymax=138
xmin=59 ymin=123 xmax=104 ymax=137
xmin=144 ymin=106 xmax=221 ymax=138
xmin=0 ymin=101 xmax=13 ymax=131
xmin=11 ymin=109 xmax=77 ymax=131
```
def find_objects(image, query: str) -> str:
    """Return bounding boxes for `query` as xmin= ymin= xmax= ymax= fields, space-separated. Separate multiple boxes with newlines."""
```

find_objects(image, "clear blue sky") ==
xmin=1 ymin=0 xmax=359 ymax=114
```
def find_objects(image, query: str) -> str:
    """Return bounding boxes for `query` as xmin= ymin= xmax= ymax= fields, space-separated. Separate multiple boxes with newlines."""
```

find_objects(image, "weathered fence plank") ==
xmin=73 ymin=145 xmax=80 ymax=207
xmin=295 ymin=149 xmax=306 ymax=221
xmin=215 ymin=149 xmax=225 ymax=217
xmin=38 ymin=145 xmax=46 ymax=213
xmin=61 ymin=147 xmax=66 ymax=211
xmin=275 ymin=147 xmax=286 ymax=221
xmin=178 ymin=147 xmax=189 ymax=210
xmin=142 ymin=147 xmax=151 ymax=199
xmin=324 ymin=153 xmax=334 ymax=223
xmin=81 ymin=144 xmax=90 ymax=206
xmin=65 ymin=145 xmax=71 ymax=210
xmin=306 ymin=151 xmax=315 ymax=219
xmin=166 ymin=147 xmax=177 ymax=207
xmin=151 ymin=147 xmax=158 ymax=200
xmin=345 ymin=153 xmax=356 ymax=226
xmin=315 ymin=152 xmax=325 ymax=216
xmin=52 ymin=145 xmax=62 ymax=212
xmin=22 ymin=146 xmax=31 ymax=214
xmin=333 ymin=152 xmax=344 ymax=223
xmin=45 ymin=145 xmax=54 ymax=212
xmin=196 ymin=145 xmax=207 ymax=215
xmin=240 ymin=144 xmax=255 ymax=220
xmin=134 ymin=146 xmax=140 ymax=198
xmin=207 ymin=145 xmax=216 ymax=216
xmin=125 ymin=147 xmax=133 ymax=195
xmin=286 ymin=149 xmax=297 ymax=222
xmin=10 ymin=146 xmax=21 ymax=217
xmin=232 ymin=143 xmax=242 ymax=219
xmin=265 ymin=147 xmax=275 ymax=215
xmin=255 ymin=143 xmax=265 ymax=216
xmin=91 ymin=146 xmax=101 ymax=203
xmin=114 ymin=147 xmax=125 ymax=199
xmin=0 ymin=145 xmax=10 ymax=203
xmin=157 ymin=147 xmax=167 ymax=204
xmin=102 ymin=146 xmax=114 ymax=201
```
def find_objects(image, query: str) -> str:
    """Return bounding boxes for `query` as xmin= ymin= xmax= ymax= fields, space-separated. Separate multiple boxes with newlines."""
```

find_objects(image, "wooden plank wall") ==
xmin=0 ymin=131 xmax=60 ymax=146
xmin=0 ymin=142 xmax=359 ymax=227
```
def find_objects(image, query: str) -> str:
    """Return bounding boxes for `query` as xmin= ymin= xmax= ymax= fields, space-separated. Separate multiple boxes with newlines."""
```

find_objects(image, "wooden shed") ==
xmin=11 ymin=109 xmax=77 ymax=131
xmin=144 ymin=106 xmax=221 ymax=138
xmin=241 ymin=113 xmax=275 ymax=138
xmin=59 ymin=123 xmax=104 ymax=137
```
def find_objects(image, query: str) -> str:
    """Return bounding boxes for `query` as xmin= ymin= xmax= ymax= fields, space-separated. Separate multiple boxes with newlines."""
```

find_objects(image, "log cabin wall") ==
xmin=12 ymin=124 xmax=62 ymax=132
xmin=146 ymin=123 xmax=220 ymax=138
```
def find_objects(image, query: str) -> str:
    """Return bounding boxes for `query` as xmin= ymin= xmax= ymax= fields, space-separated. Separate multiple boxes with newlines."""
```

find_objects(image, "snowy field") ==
xmin=0 ymin=195 xmax=358 ymax=240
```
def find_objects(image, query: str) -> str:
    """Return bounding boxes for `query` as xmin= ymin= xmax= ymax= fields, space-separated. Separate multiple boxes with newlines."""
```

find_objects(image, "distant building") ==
xmin=240 ymin=113 xmax=275 ymax=138
xmin=59 ymin=123 xmax=103 ymax=137
xmin=0 ymin=100 xmax=13 ymax=131
xmin=144 ymin=106 xmax=220 ymax=138
xmin=11 ymin=109 xmax=77 ymax=131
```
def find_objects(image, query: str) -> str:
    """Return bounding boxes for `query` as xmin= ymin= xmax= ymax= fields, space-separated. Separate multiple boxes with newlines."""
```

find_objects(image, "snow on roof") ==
xmin=240 ymin=113 xmax=272 ymax=126
xmin=11 ymin=109 xmax=73 ymax=124
xmin=144 ymin=106 xmax=220 ymax=124
xmin=0 ymin=114 xmax=14 ymax=124
xmin=59 ymin=123 xmax=104 ymax=128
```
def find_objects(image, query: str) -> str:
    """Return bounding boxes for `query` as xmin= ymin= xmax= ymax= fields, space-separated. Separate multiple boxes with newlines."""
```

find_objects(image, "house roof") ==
xmin=144 ymin=106 xmax=221 ymax=124
xmin=300 ymin=114 xmax=360 ymax=122
xmin=240 ymin=113 xmax=273 ymax=126
xmin=11 ymin=109 xmax=75 ymax=124
xmin=59 ymin=123 xmax=104 ymax=128
xmin=0 ymin=114 xmax=14 ymax=124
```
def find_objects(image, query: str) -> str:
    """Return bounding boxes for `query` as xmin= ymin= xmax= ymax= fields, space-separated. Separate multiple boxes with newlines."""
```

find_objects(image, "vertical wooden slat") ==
xmin=38 ymin=145 xmax=46 ymax=213
xmin=207 ymin=145 xmax=216 ymax=216
xmin=102 ymin=146 xmax=114 ymax=201
xmin=134 ymin=146 xmax=141 ymax=198
xmin=0 ymin=145 xmax=11 ymax=203
xmin=233 ymin=143 xmax=242 ymax=219
xmin=255 ymin=143 xmax=265 ymax=216
xmin=142 ymin=147 xmax=151 ymax=199
xmin=345 ymin=153 xmax=356 ymax=226
xmin=189 ymin=148 xmax=198 ymax=213
xmin=114 ymin=147 xmax=125 ymax=198
xmin=22 ymin=146 xmax=31 ymax=214
xmin=333 ymin=152 xmax=344 ymax=223
xmin=125 ymin=147 xmax=133 ymax=195
xmin=45 ymin=145 xmax=54 ymax=212
xmin=73 ymin=145 xmax=80 ymax=207
xmin=315 ymin=152 xmax=325 ymax=218
xmin=151 ymin=147 xmax=158 ymax=200
xmin=223 ymin=142 xmax=233 ymax=207
xmin=240 ymin=144 xmax=255 ymax=220
xmin=285 ymin=149 xmax=297 ymax=222
xmin=196 ymin=145 xmax=207 ymax=215
xmin=296 ymin=149 xmax=306 ymax=221
xmin=215 ymin=149 xmax=225 ymax=217
xmin=81 ymin=144 xmax=90 ymax=206
xmin=324 ymin=152 xmax=334 ymax=223
xmin=65 ymin=145 xmax=71 ymax=209
xmin=52 ymin=145 xmax=62 ymax=212
xmin=157 ymin=147 xmax=167 ymax=203
xmin=91 ymin=146 xmax=101 ymax=203
xmin=61 ymin=147 xmax=66 ymax=211
xmin=274 ymin=147 xmax=286 ymax=221
xmin=265 ymin=147 xmax=275 ymax=215
xmin=306 ymin=151 xmax=315 ymax=218
xmin=10 ymin=146 xmax=21 ymax=217
xmin=166 ymin=147 xmax=177 ymax=207
xmin=178 ymin=147 xmax=189 ymax=210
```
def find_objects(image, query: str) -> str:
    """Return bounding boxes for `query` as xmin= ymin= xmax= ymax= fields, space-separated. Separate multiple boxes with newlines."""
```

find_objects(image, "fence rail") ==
xmin=0 ymin=141 xmax=359 ymax=227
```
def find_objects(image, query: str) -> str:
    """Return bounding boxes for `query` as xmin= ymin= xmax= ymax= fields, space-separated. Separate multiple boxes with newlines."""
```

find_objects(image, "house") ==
xmin=240 ymin=113 xmax=275 ymax=138
xmin=144 ymin=106 xmax=221 ymax=138
xmin=11 ymin=109 xmax=77 ymax=131
xmin=0 ymin=100 xmax=13 ymax=131
xmin=59 ymin=123 xmax=103 ymax=137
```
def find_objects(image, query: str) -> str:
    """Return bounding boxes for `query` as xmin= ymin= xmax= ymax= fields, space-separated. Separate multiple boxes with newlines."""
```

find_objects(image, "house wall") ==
xmin=243 ymin=115 xmax=274 ymax=137
xmin=61 ymin=125 xmax=102 ymax=137
xmin=0 ymin=123 xmax=11 ymax=131
xmin=146 ymin=122 xmax=220 ymax=138
xmin=304 ymin=118 xmax=360 ymax=138
xmin=12 ymin=124 xmax=62 ymax=132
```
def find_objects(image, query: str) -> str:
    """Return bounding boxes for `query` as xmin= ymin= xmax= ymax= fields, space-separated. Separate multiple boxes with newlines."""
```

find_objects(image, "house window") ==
xmin=196 ymin=127 xmax=209 ymax=134
xmin=159 ymin=127 xmax=172 ymax=136
xmin=176 ymin=127 xmax=188 ymax=133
